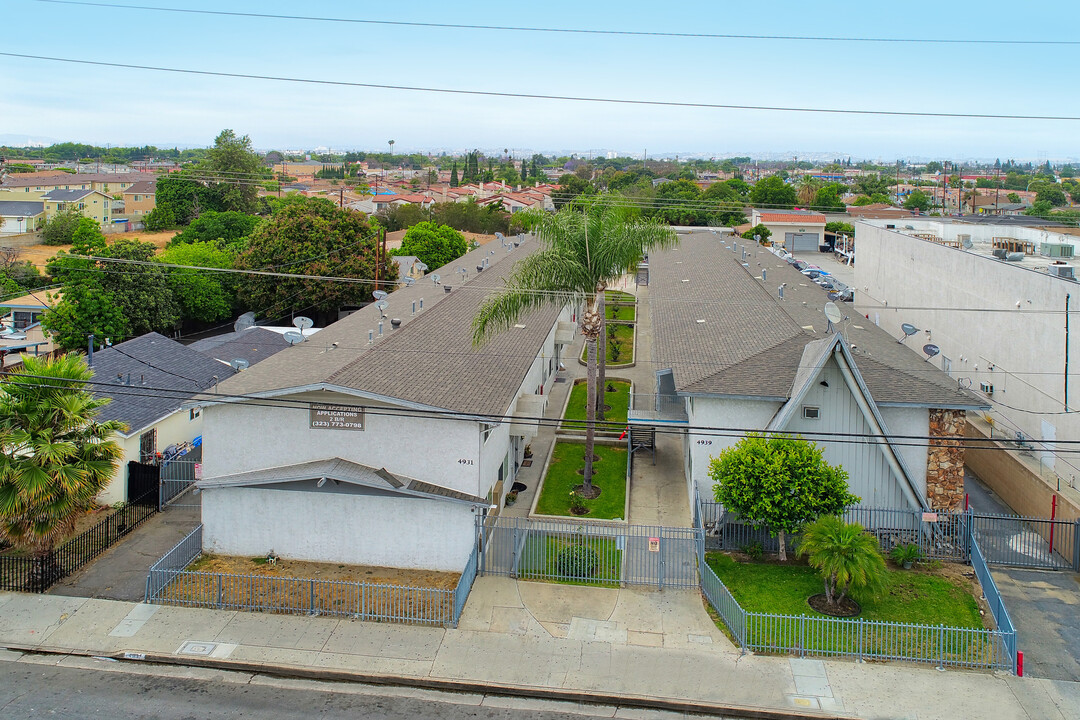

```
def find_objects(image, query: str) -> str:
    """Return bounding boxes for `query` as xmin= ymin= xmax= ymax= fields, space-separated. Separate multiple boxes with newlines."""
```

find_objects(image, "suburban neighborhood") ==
xmin=2 ymin=3 xmax=1080 ymax=719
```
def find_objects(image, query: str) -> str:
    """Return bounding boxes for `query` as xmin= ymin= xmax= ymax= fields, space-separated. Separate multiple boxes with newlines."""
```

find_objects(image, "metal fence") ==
xmin=695 ymin=499 xmax=1017 ymax=673
xmin=159 ymin=452 xmax=202 ymax=509
xmin=970 ymin=511 xmax=1079 ymax=571
xmin=1 ymin=488 xmax=159 ymax=593
xmin=968 ymin=522 xmax=1018 ymax=673
xmin=480 ymin=516 xmax=700 ymax=589
xmin=145 ymin=525 xmax=470 ymax=628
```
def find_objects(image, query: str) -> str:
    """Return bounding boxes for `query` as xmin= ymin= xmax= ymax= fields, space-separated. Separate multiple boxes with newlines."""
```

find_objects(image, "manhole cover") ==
xmin=177 ymin=641 xmax=217 ymax=656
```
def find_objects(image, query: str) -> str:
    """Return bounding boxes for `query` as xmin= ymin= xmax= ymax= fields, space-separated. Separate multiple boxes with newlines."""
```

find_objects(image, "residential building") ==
xmin=41 ymin=188 xmax=113 ymax=225
xmin=630 ymin=232 xmax=986 ymax=515
xmin=750 ymin=209 xmax=827 ymax=252
xmin=89 ymin=332 xmax=228 ymax=504
xmin=0 ymin=172 xmax=150 ymax=195
xmin=391 ymin=255 xmax=427 ymax=286
xmin=0 ymin=291 xmax=59 ymax=367
xmin=189 ymin=326 xmax=305 ymax=368
xmin=195 ymin=240 xmax=574 ymax=571
xmin=121 ymin=180 xmax=157 ymax=217
xmin=0 ymin=199 xmax=46 ymax=235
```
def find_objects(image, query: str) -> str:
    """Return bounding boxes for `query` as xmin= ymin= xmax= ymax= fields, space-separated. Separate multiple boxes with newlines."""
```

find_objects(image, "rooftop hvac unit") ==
xmin=1048 ymin=262 xmax=1076 ymax=281
xmin=1040 ymin=242 xmax=1075 ymax=258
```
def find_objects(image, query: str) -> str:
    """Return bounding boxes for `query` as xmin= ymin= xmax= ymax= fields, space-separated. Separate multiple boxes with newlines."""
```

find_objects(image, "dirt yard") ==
xmin=384 ymin=230 xmax=497 ymax=252
xmin=15 ymin=230 xmax=177 ymax=267
xmin=188 ymin=554 xmax=460 ymax=588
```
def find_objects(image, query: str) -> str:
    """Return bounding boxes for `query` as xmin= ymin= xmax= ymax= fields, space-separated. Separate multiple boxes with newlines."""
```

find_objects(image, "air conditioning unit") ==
xmin=980 ymin=381 xmax=994 ymax=394
xmin=1048 ymin=262 xmax=1076 ymax=281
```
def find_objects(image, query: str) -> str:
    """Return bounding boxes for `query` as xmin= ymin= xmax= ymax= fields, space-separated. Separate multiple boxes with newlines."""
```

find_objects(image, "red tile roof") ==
xmin=758 ymin=212 xmax=827 ymax=224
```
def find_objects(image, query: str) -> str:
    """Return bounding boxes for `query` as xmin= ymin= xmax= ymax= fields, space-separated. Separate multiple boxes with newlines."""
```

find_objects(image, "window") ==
xmin=802 ymin=406 xmax=820 ymax=420
xmin=139 ymin=429 xmax=157 ymax=463
xmin=481 ymin=422 xmax=497 ymax=443
xmin=189 ymin=406 xmax=202 ymax=421
xmin=942 ymin=356 xmax=952 ymax=376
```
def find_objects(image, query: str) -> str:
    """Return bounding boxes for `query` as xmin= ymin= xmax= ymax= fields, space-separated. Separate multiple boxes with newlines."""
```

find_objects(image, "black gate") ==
xmin=127 ymin=461 xmax=160 ymax=505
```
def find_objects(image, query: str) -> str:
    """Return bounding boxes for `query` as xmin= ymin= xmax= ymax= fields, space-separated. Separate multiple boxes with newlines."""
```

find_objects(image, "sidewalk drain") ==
xmin=177 ymin=641 xmax=218 ymax=656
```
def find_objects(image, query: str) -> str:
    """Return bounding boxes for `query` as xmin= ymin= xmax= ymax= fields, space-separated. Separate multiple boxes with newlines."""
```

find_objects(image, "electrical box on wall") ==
xmin=980 ymin=381 xmax=994 ymax=395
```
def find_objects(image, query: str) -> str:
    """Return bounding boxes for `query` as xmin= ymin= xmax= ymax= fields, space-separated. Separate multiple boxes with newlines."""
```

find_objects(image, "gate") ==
xmin=478 ymin=516 xmax=700 ymax=589
xmin=160 ymin=446 xmax=202 ymax=508
xmin=971 ymin=512 xmax=1080 ymax=571
xmin=127 ymin=461 xmax=159 ymax=504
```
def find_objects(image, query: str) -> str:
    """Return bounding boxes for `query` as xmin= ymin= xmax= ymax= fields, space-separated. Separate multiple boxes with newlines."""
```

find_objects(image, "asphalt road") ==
xmin=0 ymin=658 xmax=684 ymax=720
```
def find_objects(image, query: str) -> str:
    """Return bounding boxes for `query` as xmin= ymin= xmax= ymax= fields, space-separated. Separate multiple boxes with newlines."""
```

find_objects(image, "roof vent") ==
xmin=390 ymin=318 xmax=401 ymax=329
xmin=444 ymin=285 xmax=452 ymax=293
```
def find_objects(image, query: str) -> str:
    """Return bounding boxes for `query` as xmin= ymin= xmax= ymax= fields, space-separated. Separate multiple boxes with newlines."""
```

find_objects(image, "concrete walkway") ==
xmin=2 ymin=580 xmax=1079 ymax=719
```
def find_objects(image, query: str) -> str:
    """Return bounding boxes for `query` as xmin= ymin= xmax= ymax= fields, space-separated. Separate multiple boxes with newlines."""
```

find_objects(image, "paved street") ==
xmin=0 ymin=657 xmax=660 ymax=720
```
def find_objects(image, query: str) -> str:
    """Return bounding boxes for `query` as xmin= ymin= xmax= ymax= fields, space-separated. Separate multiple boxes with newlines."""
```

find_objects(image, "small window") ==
xmin=189 ymin=406 xmax=202 ymax=421
xmin=139 ymin=429 xmax=157 ymax=463
xmin=481 ymin=422 xmax=497 ymax=443
xmin=802 ymin=406 xmax=820 ymax=420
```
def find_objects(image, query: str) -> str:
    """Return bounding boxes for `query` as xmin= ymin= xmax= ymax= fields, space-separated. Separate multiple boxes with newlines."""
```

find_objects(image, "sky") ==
xmin=3 ymin=0 xmax=1079 ymax=161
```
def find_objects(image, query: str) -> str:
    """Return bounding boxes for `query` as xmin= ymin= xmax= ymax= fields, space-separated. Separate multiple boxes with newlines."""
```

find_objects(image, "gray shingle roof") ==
xmin=41 ymin=188 xmax=96 ymax=202
xmin=90 ymin=332 xmax=232 ymax=435
xmin=649 ymin=235 xmax=985 ymax=409
xmin=217 ymin=238 xmax=559 ymax=416
xmin=0 ymin=200 xmax=45 ymax=217
xmin=188 ymin=327 xmax=290 ymax=367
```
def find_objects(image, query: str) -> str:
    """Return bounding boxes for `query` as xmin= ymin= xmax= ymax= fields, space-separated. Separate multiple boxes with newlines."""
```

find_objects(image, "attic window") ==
xmin=802 ymin=406 xmax=820 ymax=420
xmin=189 ymin=406 xmax=202 ymax=421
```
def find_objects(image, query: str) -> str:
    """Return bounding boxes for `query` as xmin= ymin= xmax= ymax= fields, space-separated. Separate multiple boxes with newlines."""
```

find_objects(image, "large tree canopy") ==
xmin=749 ymin=176 xmax=797 ymax=209
xmin=159 ymin=241 xmax=238 ymax=324
xmin=235 ymin=196 xmax=395 ymax=322
xmin=203 ymin=129 xmax=264 ymax=214
xmin=391 ymin=221 xmax=467 ymax=270
xmin=168 ymin=210 xmax=260 ymax=250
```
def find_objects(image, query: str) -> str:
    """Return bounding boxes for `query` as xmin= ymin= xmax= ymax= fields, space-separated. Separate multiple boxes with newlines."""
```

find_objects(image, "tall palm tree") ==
xmin=0 ymin=355 xmax=125 ymax=577
xmin=473 ymin=203 xmax=676 ymax=492
xmin=796 ymin=176 xmax=819 ymax=207
xmin=798 ymin=516 xmax=886 ymax=607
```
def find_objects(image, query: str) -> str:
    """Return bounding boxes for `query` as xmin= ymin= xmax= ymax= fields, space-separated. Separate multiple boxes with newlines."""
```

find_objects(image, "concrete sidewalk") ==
xmin=2 ymin=579 xmax=1078 ymax=720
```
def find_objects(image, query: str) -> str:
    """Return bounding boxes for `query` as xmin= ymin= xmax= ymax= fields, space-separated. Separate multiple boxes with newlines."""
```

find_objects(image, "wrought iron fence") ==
xmin=1 ymin=488 xmax=159 ymax=593
xmin=970 ymin=511 xmax=1079 ymax=571
xmin=453 ymin=546 xmax=479 ymax=625
xmin=480 ymin=516 xmax=700 ymax=589
xmin=694 ymin=498 xmax=1018 ymax=673
xmin=968 ymin=522 xmax=1018 ymax=673
xmin=145 ymin=525 xmax=464 ymax=627
xmin=159 ymin=451 xmax=202 ymax=509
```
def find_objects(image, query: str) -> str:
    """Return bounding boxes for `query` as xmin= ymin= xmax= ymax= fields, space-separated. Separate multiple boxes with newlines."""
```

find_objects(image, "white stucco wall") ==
xmin=686 ymin=397 xmax=782 ymax=504
xmin=856 ymin=221 xmax=1080 ymax=470
xmin=879 ymin=406 xmax=930 ymax=499
xmin=100 ymin=409 xmax=203 ymax=505
xmin=201 ymin=486 xmax=476 ymax=571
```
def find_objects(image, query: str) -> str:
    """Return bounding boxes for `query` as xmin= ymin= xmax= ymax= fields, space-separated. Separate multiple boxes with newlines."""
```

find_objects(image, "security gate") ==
xmin=479 ymin=516 xmax=700 ymax=589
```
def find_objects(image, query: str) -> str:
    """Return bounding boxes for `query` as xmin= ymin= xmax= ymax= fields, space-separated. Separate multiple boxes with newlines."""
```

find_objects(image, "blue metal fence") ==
xmin=145 ymin=525 xmax=469 ymax=628
xmin=694 ymin=499 xmax=1018 ymax=673
xmin=968 ymin=519 xmax=1019 ymax=673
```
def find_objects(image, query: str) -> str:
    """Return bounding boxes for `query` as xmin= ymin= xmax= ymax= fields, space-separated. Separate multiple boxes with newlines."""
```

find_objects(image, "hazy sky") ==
xmin=3 ymin=0 xmax=1079 ymax=160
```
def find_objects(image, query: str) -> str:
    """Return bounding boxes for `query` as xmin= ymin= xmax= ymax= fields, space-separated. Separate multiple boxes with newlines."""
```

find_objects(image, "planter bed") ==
xmin=533 ymin=442 xmax=628 ymax=520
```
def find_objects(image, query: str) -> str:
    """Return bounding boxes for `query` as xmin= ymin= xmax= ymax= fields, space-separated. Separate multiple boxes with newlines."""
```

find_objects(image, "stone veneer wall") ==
xmin=927 ymin=409 xmax=966 ymax=512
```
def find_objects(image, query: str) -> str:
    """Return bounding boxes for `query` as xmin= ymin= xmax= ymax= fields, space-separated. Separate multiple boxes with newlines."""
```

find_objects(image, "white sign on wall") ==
xmin=309 ymin=403 xmax=365 ymax=431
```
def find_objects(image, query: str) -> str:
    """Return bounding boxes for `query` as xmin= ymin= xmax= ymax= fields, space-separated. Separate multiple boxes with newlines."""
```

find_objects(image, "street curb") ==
xmin=3 ymin=642 xmax=841 ymax=720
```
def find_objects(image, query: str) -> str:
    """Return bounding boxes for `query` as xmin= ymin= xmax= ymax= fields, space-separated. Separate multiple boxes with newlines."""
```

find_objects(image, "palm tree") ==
xmin=798 ymin=516 xmax=886 ymax=608
xmin=0 ymin=355 xmax=125 ymax=582
xmin=473 ymin=203 xmax=676 ymax=493
xmin=796 ymin=176 xmax=819 ymax=207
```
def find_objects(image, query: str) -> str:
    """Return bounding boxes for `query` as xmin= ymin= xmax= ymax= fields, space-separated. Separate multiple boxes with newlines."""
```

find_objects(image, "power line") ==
xmin=32 ymin=1 xmax=1080 ymax=47
xmin=2 ymin=51 xmax=1078 ymax=122
xmin=2 ymin=372 xmax=1075 ymax=454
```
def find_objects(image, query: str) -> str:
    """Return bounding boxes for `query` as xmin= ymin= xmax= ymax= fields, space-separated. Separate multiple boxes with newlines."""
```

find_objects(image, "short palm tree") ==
xmin=796 ymin=177 xmax=819 ymax=207
xmin=473 ymin=202 xmax=676 ymax=492
xmin=0 ymin=355 xmax=125 ymax=571
xmin=798 ymin=515 xmax=886 ymax=607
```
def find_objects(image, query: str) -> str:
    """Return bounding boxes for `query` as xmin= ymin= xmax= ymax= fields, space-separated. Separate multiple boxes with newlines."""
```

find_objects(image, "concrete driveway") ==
xmin=992 ymin=566 xmax=1080 ymax=682
xmin=49 ymin=496 xmax=200 ymax=602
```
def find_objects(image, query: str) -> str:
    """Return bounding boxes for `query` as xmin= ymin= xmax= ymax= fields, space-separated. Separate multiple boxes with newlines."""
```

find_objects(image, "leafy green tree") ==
xmin=741 ymin=224 xmax=772 ymax=243
xmin=41 ymin=283 xmax=128 ymax=351
xmin=70 ymin=218 xmax=106 ymax=256
xmin=812 ymin=184 xmax=847 ymax=212
xmin=825 ymin=221 xmax=855 ymax=236
xmin=798 ymin=516 xmax=886 ymax=608
xmin=709 ymin=433 xmax=859 ymax=561
xmin=473 ymin=205 xmax=676 ymax=492
xmin=553 ymin=174 xmax=593 ymax=208
xmin=98 ymin=239 xmax=180 ymax=337
xmin=450 ymin=162 xmax=459 ymax=187
xmin=40 ymin=208 xmax=84 ymax=246
xmin=142 ymin=206 xmax=176 ymax=231
xmin=749 ymin=176 xmax=797 ymax=209
xmin=903 ymin=190 xmax=931 ymax=212
xmin=924 ymin=161 xmax=943 ymax=174
xmin=1007 ymin=192 xmax=1022 ymax=204
xmin=169 ymin=210 xmax=260 ymax=250
xmin=155 ymin=174 xmax=221 ymax=225
xmin=0 ymin=355 xmax=125 ymax=575
xmin=1033 ymin=182 xmax=1067 ymax=207
xmin=235 ymin=196 xmax=394 ymax=322
xmin=852 ymin=195 xmax=874 ymax=206
xmin=391 ymin=221 xmax=467 ymax=270
xmin=159 ymin=241 xmax=237 ymax=324
xmin=203 ymin=129 xmax=263 ymax=214
xmin=1026 ymin=199 xmax=1054 ymax=216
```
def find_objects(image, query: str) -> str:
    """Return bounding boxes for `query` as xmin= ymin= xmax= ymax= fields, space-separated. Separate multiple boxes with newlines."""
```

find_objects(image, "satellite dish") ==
xmin=414 ymin=261 xmax=429 ymax=272
xmin=923 ymin=343 xmax=941 ymax=361
xmin=824 ymin=302 xmax=842 ymax=325
xmin=431 ymin=273 xmax=441 ymax=284
xmin=233 ymin=311 xmax=256 ymax=333
xmin=372 ymin=290 xmax=388 ymax=301
xmin=293 ymin=316 xmax=313 ymax=331
xmin=961 ymin=237 xmax=973 ymax=250
xmin=229 ymin=358 xmax=250 ymax=371
xmin=495 ymin=232 xmax=504 ymax=241
xmin=283 ymin=331 xmax=305 ymax=345
xmin=402 ymin=277 xmax=415 ymax=286
xmin=5 ymin=332 xmax=26 ymax=341
xmin=897 ymin=322 xmax=920 ymax=343
xmin=458 ymin=267 xmax=467 ymax=275
xmin=375 ymin=300 xmax=389 ymax=314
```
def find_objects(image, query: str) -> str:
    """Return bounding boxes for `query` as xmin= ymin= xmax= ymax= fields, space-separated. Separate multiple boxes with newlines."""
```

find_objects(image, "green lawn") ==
xmin=534 ymin=442 xmax=627 ymax=520
xmin=563 ymin=380 xmax=630 ymax=429
xmin=517 ymin=534 xmax=622 ymax=586
xmin=605 ymin=304 xmax=636 ymax=322
xmin=604 ymin=290 xmax=634 ymax=303
xmin=705 ymin=553 xmax=983 ymax=627
xmin=580 ymin=323 xmax=634 ymax=364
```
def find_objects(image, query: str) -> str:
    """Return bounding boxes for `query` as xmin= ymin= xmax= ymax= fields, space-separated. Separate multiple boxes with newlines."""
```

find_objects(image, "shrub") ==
xmin=799 ymin=516 xmax=886 ymax=607
xmin=739 ymin=540 xmax=764 ymax=560
xmin=568 ymin=491 xmax=587 ymax=515
xmin=556 ymin=544 xmax=599 ymax=578
xmin=41 ymin=208 xmax=83 ymax=245
xmin=889 ymin=542 xmax=921 ymax=568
